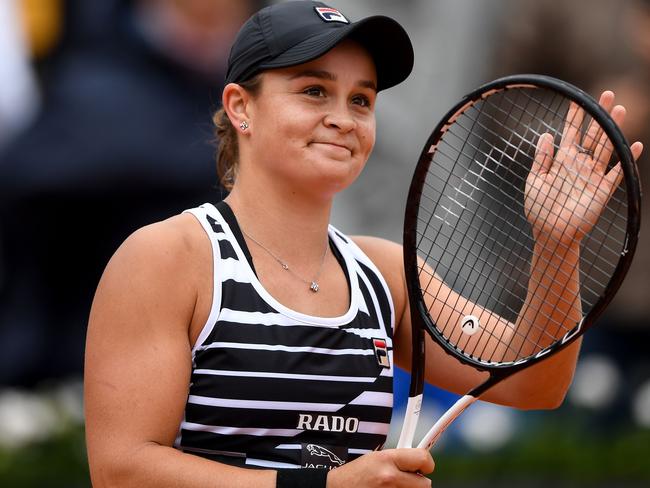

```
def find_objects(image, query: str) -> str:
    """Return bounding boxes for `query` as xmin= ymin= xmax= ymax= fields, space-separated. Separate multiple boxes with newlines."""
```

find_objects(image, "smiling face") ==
xmin=237 ymin=40 xmax=378 ymax=200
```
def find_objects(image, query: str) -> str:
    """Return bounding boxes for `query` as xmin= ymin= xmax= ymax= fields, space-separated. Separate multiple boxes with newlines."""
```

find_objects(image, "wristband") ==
xmin=276 ymin=468 xmax=328 ymax=488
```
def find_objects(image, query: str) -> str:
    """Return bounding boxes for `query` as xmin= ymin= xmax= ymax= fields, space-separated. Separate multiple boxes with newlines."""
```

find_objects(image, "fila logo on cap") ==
xmin=372 ymin=338 xmax=390 ymax=368
xmin=314 ymin=6 xmax=349 ymax=24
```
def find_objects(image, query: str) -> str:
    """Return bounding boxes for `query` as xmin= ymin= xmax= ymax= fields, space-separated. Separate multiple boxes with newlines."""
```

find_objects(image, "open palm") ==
xmin=525 ymin=91 xmax=643 ymax=246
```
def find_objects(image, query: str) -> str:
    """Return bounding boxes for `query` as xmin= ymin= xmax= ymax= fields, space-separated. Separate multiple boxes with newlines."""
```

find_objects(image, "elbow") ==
xmin=88 ymin=451 xmax=143 ymax=488
xmin=533 ymin=390 xmax=567 ymax=410
xmin=89 ymin=462 xmax=129 ymax=488
xmin=521 ymin=376 xmax=573 ymax=411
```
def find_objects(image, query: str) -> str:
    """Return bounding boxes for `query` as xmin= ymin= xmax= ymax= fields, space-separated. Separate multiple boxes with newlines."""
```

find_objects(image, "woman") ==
xmin=84 ymin=2 xmax=643 ymax=487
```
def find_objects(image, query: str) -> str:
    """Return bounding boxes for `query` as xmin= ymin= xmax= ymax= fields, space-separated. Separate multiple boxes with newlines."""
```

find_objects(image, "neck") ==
xmin=225 ymin=179 xmax=333 ymax=263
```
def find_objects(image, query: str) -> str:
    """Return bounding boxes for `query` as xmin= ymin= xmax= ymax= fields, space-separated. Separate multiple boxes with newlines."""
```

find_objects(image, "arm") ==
xmin=355 ymin=236 xmax=581 ymax=411
xmin=84 ymin=215 xmax=276 ymax=488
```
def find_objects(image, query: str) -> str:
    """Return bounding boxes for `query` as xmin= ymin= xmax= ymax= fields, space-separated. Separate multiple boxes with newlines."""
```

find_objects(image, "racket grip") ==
xmin=396 ymin=394 xmax=423 ymax=448
xmin=416 ymin=394 xmax=477 ymax=450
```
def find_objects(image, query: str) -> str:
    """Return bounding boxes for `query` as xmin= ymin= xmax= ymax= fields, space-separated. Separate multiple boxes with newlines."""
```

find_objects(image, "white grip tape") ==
xmin=396 ymin=394 xmax=423 ymax=449
xmin=416 ymin=394 xmax=477 ymax=450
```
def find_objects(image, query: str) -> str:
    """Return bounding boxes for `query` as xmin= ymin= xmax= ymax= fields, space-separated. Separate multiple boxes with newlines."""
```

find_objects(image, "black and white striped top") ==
xmin=175 ymin=202 xmax=395 ymax=470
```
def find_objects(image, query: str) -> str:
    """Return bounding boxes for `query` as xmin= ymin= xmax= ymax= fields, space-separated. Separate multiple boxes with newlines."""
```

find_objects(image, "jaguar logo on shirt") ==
xmin=306 ymin=444 xmax=345 ymax=466
xmin=300 ymin=443 xmax=348 ymax=470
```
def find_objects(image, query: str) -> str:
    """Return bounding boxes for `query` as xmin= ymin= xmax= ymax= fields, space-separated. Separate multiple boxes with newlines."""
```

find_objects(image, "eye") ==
xmin=352 ymin=94 xmax=372 ymax=108
xmin=303 ymin=86 xmax=325 ymax=97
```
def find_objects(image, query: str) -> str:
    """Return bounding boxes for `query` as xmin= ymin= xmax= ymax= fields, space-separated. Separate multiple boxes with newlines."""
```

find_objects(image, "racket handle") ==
xmin=416 ymin=394 xmax=477 ymax=450
xmin=396 ymin=394 xmax=423 ymax=448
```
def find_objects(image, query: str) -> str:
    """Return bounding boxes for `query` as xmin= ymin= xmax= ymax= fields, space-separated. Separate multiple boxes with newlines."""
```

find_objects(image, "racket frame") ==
xmin=398 ymin=74 xmax=642 ymax=450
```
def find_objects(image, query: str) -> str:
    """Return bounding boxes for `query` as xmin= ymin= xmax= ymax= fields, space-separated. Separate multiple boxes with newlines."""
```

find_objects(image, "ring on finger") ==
xmin=574 ymin=142 xmax=594 ymax=157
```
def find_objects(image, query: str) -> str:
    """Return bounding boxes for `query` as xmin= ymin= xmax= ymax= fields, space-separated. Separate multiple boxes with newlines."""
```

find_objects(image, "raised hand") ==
xmin=525 ymin=91 xmax=643 ymax=246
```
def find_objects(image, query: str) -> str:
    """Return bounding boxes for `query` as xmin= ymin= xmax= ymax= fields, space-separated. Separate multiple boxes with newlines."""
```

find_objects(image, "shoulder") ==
xmin=349 ymin=236 xmax=407 ymax=317
xmin=112 ymin=212 xmax=206 ymax=273
xmin=96 ymin=212 xmax=209 ymax=313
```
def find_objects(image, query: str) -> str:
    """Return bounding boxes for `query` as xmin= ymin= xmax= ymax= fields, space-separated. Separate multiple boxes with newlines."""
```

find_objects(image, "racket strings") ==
xmin=454 ymin=96 xmax=627 ymax=229
xmin=433 ymin=129 xmax=627 ymax=261
xmin=417 ymin=266 xmax=567 ymax=360
xmin=416 ymin=87 xmax=628 ymax=365
xmin=437 ymin=91 xmax=625 ymax=287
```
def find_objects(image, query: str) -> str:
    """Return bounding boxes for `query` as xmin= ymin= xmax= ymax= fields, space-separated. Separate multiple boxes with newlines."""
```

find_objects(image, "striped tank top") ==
xmin=175 ymin=202 xmax=395 ymax=470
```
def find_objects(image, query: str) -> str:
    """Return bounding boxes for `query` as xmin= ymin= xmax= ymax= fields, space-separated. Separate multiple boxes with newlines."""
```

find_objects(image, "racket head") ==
xmin=403 ymin=74 xmax=641 ymax=374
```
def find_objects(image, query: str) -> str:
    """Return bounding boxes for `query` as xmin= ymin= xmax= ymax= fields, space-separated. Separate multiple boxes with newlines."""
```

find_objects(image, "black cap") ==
xmin=225 ymin=1 xmax=414 ymax=91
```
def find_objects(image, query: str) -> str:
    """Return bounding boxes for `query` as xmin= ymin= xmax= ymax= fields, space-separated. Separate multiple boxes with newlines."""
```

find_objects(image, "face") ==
xmin=242 ymin=40 xmax=378 ymax=199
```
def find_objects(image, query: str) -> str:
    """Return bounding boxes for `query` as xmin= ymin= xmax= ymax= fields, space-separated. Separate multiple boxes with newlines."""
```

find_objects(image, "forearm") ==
xmin=89 ymin=443 xmax=277 ymax=488
xmin=510 ymin=237 xmax=582 ymax=359
xmin=486 ymin=238 xmax=583 ymax=408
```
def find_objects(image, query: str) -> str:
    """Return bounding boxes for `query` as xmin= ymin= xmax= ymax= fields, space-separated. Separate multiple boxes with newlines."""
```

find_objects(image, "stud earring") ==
xmin=239 ymin=120 xmax=249 ymax=131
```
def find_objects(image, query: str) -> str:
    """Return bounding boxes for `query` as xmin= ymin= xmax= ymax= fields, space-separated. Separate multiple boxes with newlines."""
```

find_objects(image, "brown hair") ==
xmin=213 ymin=75 xmax=263 ymax=191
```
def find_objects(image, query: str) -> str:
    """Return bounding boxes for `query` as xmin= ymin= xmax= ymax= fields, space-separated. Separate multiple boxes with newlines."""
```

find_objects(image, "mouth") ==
xmin=310 ymin=141 xmax=353 ymax=155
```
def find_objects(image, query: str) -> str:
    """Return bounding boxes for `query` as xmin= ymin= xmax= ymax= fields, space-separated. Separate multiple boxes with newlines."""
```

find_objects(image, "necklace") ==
xmin=241 ymin=229 xmax=328 ymax=293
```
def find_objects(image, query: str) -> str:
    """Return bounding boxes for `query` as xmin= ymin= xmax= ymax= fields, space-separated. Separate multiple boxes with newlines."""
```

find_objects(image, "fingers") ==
xmin=583 ymin=91 xmax=614 ymax=164
xmin=595 ymin=103 xmax=627 ymax=172
xmin=327 ymin=449 xmax=435 ymax=488
xmin=561 ymin=101 xmax=583 ymax=150
xmin=532 ymin=133 xmax=555 ymax=175
xmin=631 ymin=141 xmax=644 ymax=162
xmin=391 ymin=448 xmax=436 ymax=475
xmin=602 ymin=141 xmax=643 ymax=203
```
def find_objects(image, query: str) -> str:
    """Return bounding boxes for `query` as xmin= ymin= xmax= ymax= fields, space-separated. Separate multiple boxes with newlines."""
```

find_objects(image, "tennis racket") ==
xmin=396 ymin=74 xmax=642 ymax=451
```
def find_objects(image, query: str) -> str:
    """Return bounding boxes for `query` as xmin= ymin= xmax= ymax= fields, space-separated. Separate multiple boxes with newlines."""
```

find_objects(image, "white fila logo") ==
xmin=372 ymin=338 xmax=390 ymax=368
xmin=297 ymin=414 xmax=359 ymax=433
xmin=314 ymin=7 xmax=349 ymax=24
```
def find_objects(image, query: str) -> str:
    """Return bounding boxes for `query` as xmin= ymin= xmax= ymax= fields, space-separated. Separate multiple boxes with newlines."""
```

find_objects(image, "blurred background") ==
xmin=0 ymin=0 xmax=648 ymax=486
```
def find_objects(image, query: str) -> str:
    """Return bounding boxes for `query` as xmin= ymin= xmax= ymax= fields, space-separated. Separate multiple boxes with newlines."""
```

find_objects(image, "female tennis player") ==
xmin=84 ymin=2 xmax=643 ymax=487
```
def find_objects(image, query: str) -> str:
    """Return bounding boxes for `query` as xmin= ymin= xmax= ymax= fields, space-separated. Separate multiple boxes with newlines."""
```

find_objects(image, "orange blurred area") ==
xmin=19 ymin=0 xmax=63 ymax=58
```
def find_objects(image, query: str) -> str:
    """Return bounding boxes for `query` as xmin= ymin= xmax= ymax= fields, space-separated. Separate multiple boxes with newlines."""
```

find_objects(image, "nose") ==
xmin=323 ymin=103 xmax=356 ymax=133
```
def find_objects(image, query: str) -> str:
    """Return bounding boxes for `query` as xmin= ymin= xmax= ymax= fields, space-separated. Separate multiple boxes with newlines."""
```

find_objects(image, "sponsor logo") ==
xmin=301 ymin=443 xmax=348 ymax=469
xmin=461 ymin=315 xmax=480 ymax=336
xmin=297 ymin=413 xmax=359 ymax=433
xmin=314 ymin=6 xmax=349 ymax=23
xmin=372 ymin=338 xmax=391 ymax=368
xmin=306 ymin=444 xmax=345 ymax=466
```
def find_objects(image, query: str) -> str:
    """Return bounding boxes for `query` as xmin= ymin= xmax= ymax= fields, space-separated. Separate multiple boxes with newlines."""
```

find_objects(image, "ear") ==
xmin=222 ymin=83 xmax=252 ymax=133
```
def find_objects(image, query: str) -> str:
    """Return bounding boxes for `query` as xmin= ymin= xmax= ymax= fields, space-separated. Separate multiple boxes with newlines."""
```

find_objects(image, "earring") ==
xmin=239 ymin=120 xmax=249 ymax=131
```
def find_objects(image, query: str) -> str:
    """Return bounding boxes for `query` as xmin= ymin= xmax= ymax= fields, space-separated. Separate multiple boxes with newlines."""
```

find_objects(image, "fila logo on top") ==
xmin=314 ymin=6 xmax=349 ymax=23
xmin=372 ymin=338 xmax=391 ymax=368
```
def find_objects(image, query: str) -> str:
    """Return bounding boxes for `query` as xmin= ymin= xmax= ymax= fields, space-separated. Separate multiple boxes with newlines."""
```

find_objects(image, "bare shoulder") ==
xmin=350 ymin=236 xmax=407 ymax=317
xmin=107 ymin=213 xmax=207 ymax=279
xmin=91 ymin=212 xmax=210 ymax=331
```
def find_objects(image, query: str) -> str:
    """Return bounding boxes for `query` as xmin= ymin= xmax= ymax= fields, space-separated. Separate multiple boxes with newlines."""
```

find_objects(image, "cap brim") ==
xmin=259 ymin=16 xmax=414 ymax=91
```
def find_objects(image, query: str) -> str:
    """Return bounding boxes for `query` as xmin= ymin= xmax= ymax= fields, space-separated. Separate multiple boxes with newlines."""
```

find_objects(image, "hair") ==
xmin=213 ymin=75 xmax=263 ymax=191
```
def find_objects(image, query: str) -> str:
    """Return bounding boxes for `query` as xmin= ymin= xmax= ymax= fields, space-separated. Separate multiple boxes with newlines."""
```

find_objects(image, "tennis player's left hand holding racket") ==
xmin=396 ymin=74 xmax=643 ymax=451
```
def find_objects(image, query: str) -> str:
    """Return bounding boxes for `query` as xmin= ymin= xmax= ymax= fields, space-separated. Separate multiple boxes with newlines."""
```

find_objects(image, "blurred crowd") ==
xmin=0 ymin=0 xmax=264 ymax=386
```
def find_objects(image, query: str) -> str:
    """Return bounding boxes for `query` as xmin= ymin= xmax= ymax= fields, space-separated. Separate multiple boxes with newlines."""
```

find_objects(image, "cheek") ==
xmin=359 ymin=122 xmax=376 ymax=156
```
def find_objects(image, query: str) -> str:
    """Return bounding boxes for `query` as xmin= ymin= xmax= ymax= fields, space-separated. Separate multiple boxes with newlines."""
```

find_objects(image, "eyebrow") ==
xmin=289 ymin=69 xmax=377 ymax=91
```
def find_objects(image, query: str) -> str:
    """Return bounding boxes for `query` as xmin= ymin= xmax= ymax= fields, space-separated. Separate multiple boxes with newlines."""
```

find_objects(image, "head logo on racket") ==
xmin=461 ymin=315 xmax=480 ymax=336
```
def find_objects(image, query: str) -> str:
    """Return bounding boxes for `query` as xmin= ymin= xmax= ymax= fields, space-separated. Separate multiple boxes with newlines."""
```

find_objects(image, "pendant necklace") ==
xmin=241 ymin=230 xmax=328 ymax=293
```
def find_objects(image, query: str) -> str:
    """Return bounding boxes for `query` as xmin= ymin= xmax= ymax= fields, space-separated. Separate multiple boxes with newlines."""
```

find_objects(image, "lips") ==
xmin=310 ymin=141 xmax=353 ymax=154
